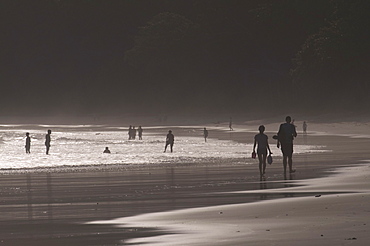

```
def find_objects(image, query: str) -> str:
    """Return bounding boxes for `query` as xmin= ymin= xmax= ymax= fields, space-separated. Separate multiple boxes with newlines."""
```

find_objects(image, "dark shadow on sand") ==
xmin=1 ymin=223 xmax=171 ymax=246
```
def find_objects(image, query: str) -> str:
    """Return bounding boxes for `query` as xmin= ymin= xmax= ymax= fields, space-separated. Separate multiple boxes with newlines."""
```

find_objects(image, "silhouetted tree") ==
xmin=291 ymin=0 xmax=370 ymax=109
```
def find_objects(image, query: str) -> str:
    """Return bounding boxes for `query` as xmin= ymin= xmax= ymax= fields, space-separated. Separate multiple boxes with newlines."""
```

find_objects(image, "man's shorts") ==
xmin=281 ymin=143 xmax=293 ymax=156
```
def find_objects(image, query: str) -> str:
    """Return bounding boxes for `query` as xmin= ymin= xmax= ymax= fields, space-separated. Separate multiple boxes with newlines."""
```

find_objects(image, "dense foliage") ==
xmin=1 ymin=0 xmax=369 ymax=116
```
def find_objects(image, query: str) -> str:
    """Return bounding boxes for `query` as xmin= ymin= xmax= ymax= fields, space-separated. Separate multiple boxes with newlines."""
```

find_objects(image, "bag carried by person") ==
xmin=251 ymin=151 xmax=256 ymax=159
xmin=267 ymin=154 xmax=273 ymax=164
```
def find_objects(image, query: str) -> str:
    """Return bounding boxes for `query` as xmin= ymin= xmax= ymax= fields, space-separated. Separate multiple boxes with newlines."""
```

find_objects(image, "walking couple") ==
xmin=253 ymin=116 xmax=297 ymax=177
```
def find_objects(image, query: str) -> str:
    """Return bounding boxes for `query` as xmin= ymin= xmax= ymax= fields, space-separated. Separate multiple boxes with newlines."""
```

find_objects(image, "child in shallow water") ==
xmin=253 ymin=125 xmax=272 ymax=177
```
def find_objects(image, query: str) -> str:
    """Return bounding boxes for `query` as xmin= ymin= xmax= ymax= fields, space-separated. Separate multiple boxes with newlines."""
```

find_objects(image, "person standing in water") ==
xmin=45 ymin=129 xmax=52 ymax=155
xmin=132 ymin=126 xmax=137 ymax=139
xmin=303 ymin=121 xmax=307 ymax=134
xmin=229 ymin=117 xmax=233 ymax=131
xmin=203 ymin=127 xmax=209 ymax=142
xmin=103 ymin=147 xmax=111 ymax=153
xmin=277 ymin=116 xmax=297 ymax=173
xmin=164 ymin=130 xmax=174 ymax=153
xmin=128 ymin=126 xmax=132 ymax=140
xmin=25 ymin=132 xmax=31 ymax=154
xmin=252 ymin=125 xmax=272 ymax=177
xmin=138 ymin=126 xmax=143 ymax=140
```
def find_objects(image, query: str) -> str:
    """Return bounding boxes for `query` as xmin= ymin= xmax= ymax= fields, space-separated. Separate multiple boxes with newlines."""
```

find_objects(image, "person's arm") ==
xmin=277 ymin=125 xmax=282 ymax=148
xmin=267 ymin=141 xmax=272 ymax=155
xmin=293 ymin=125 xmax=297 ymax=138
xmin=253 ymin=138 xmax=256 ymax=153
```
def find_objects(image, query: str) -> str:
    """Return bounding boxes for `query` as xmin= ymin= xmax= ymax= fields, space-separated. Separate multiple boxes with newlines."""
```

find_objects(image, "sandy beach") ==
xmin=1 ymin=120 xmax=370 ymax=245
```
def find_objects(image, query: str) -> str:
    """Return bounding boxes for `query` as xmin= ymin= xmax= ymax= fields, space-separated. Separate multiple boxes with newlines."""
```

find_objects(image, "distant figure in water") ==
xmin=45 ymin=129 xmax=51 ymax=155
xmin=25 ymin=132 xmax=31 ymax=154
xmin=303 ymin=121 xmax=307 ymax=134
xmin=164 ymin=130 xmax=174 ymax=153
xmin=103 ymin=147 xmax=111 ymax=153
xmin=253 ymin=125 xmax=272 ymax=177
xmin=128 ymin=125 xmax=132 ymax=140
xmin=132 ymin=126 xmax=136 ymax=139
xmin=138 ymin=126 xmax=143 ymax=140
xmin=277 ymin=116 xmax=297 ymax=173
xmin=203 ymin=127 xmax=208 ymax=142
xmin=229 ymin=117 xmax=233 ymax=131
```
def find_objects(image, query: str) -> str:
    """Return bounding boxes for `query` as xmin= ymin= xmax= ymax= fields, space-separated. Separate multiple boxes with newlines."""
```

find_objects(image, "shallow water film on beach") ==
xmin=0 ymin=125 xmax=327 ymax=170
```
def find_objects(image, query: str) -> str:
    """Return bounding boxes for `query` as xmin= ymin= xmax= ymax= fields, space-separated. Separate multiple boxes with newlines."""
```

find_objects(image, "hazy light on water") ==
xmin=0 ymin=125 xmax=328 ymax=170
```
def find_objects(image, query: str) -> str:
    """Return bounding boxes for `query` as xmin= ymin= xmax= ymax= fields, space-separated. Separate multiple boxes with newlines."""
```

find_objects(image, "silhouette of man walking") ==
xmin=277 ymin=116 xmax=297 ymax=173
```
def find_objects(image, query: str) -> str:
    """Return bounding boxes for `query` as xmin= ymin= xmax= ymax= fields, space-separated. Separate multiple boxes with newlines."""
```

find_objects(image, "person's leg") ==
xmin=258 ymin=154 xmax=263 ymax=176
xmin=262 ymin=153 xmax=267 ymax=174
xmin=283 ymin=155 xmax=287 ymax=173
xmin=170 ymin=143 xmax=173 ymax=153
xmin=164 ymin=142 xmax=168 ymax=152
xmin=287 ymin=143 xmax=295 ymax=173
xmin=288 ymin=154 xmax=295 ymax=173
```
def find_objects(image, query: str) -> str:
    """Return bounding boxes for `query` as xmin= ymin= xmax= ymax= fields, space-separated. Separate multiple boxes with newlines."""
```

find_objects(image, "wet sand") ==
xmin=1 ymin=121 xmax=370 ymax=245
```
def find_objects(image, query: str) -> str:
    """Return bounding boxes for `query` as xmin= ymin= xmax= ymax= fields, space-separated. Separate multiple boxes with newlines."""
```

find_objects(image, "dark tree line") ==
xmin=125 ymin=0 xmax=370 ymax=115
xmin=290 ymin=0 xmax=370 ymax=111
xmin=1 ymin=0 xmax=369 ymax=116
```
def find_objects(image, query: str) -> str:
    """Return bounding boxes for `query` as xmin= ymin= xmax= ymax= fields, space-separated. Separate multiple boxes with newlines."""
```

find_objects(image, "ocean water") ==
xmin=0 ymin=125 xmax=327 ymax=170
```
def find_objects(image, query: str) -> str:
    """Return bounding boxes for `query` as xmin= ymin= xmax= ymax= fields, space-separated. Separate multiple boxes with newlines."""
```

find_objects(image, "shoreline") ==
xmin=99 ymin=163 xmax=370 ymax=246
xmin=1 ymin=121 xmax=370 ymax=245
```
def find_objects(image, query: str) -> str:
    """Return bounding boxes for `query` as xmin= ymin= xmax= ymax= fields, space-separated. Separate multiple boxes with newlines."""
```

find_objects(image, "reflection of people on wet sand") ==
xmin=276 ymin=116 xmax=297 ymax=173
xmin=45 ymin=129 xmax=51 ymax=155
xmin=203 ymin=127 xmax=208 ymax=142
xmin=252 ymin=125 xmax=272 ymax=177
xmin=138 ymin=126 xmax=143 ymax=140
xmin=303 ymin=121 xmax=307 ymax=134
xmin=229 ymin=117 xmax=233 ymax=131
xmin=25 ymin=132 xmax=31 ymax=154
xmin=164 ymin=130 xmax=174 ymax=153
xmin=103 ymin=147 xmax=111 ymax=153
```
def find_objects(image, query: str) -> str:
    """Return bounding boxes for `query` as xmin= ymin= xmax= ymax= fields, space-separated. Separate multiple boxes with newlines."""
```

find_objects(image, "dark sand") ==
xmin=1 ymin=122 xmax=369 ymax=245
